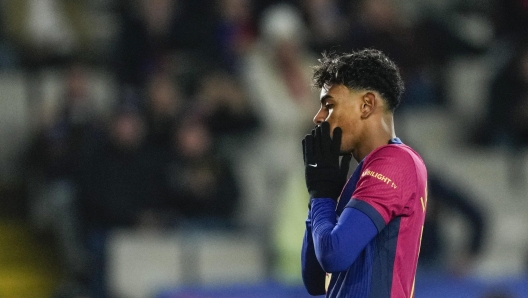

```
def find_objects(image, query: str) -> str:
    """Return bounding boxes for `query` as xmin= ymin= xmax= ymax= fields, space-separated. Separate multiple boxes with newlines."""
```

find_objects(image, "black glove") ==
xmin=302 ymin=122 xmax=352 ymax=201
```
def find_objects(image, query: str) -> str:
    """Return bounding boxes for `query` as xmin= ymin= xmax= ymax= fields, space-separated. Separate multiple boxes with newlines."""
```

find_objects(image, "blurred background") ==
xmin=0 ymin=0 xmax=526 ymax=297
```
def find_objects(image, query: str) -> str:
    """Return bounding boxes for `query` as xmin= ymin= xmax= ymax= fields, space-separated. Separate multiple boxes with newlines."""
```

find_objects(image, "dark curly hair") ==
xmin=312 ymin=49 xmax=405 ymax=111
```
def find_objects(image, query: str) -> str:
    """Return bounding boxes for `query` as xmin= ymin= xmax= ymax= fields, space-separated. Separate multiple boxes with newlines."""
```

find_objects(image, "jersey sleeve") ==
xmin=301 ymin=210 xmax=327 ymax=295
xmin=349 ymin=146 xmax=417 ymax=226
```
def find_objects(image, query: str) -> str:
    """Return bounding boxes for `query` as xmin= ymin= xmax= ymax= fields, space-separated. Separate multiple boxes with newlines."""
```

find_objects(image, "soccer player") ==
xmin=301 ymin=49 xmax=428 ymax=298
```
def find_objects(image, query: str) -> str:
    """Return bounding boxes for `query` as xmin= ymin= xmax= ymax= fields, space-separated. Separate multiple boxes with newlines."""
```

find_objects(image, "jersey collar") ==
xmin=389 ymin=137 xmax=402 ymax=144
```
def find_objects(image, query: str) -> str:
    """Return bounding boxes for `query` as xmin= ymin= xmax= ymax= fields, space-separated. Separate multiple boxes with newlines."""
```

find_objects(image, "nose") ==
xmin=313 ymin=108 xmax=326 ymax=125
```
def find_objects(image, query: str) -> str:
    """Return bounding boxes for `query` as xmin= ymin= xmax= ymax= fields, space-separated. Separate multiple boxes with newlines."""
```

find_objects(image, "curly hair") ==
xmin=312 ymin=49 xmax=405 ymax=111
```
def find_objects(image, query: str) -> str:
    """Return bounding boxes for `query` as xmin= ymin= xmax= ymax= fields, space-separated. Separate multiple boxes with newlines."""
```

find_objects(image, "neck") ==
xmin=353 ymin=113 xmax=396 ymax=162
xmin=382 ymin=113 xmax=396 ymax=140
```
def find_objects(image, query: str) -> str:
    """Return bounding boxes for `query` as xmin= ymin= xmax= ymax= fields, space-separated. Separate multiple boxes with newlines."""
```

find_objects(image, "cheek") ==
xmin=339 ymin=120 xmax=358 ymax=145
xmin=338 ymin=133 xmax=352 ymax=153
xmin=325 ymin=110 xmax=339 ymax=126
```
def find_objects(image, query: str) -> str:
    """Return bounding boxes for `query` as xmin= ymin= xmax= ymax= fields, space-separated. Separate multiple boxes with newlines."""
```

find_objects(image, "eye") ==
xmin=325 ymin=104 xmax=334 ymax=110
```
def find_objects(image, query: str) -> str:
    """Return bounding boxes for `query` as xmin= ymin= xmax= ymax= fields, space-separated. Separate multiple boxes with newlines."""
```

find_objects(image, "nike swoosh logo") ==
xmin=308 ymin=163 xmax=318 ymax=167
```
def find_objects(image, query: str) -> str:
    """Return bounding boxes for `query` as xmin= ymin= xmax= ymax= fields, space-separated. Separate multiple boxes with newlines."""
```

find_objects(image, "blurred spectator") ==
xmin=470 ymin=43 xmax=528 ymax=187
xmin=144 ymin=71 xmax=183 ymax=152
xmin=410 ymin=0 xmax=494 ymax=107
xmin=473 ymin=44 xmax=528 ymax=148
xmin=2 ymin=0 xmax=93 ymax=67
xmin=26 ymin=62 xmax=103 ymax=181
xmin=299 ymin=0 xmax=348 ymax=54
xmin=420 ymin=173 xmax=487 ymax=275
xmin=238 ymin=3 xmax=319 ymax=229
xmin=194 ymin=70 xmax=260 ymax=157
xmin=212 ymin=0 xmax=257 ymax=73
xmin=24 ymin=62 xmax=103 ymax=280
xmin=342 ymin=0 xmax=441 ymax=108
xmin=77 ymin=104 xmax=167 ymax=298
xmin=413 ymin=0 xmax=494 ymax=61
xmin=344 ymin=0 xmax=422 ymax=72
xmin=493 ymin=0 xmax=528 ymax=43
xmin=78 ymin=104 xmax=167 ymax=230
xmin=339 ymin=0 xmax=496 ymax=109
xmin=183 ymin=0 xmax=224 ymax=64
xmin=164 ymin=117 xmax=241 ymax=229
xmin=113 ymin=0 xmax=188 ymax=90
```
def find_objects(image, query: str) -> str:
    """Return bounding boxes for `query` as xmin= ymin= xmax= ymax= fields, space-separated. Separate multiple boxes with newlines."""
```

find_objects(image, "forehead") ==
xmin=319 ymin=84 xmax=353 ymax=101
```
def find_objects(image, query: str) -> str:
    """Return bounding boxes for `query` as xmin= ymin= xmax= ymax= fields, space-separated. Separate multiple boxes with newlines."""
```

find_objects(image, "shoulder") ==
xmin=365 ymin=144 xmax=425 ymax=167
xmin=361 ymin=144 xmax=427 ymax=186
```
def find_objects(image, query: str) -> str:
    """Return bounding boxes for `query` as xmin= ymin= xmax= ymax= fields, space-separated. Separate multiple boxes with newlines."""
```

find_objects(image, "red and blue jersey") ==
xmin=302 ymin=138 xmax=428 ymax=298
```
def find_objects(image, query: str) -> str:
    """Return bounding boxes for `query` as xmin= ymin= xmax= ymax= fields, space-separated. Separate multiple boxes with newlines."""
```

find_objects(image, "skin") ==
xmin=313 ymin=84 xmax=396 ymax=162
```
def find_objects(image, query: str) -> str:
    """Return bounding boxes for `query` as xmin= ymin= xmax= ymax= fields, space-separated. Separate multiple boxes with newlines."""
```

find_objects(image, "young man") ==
xmin=301 ymin=49 xmax=428 ymax=298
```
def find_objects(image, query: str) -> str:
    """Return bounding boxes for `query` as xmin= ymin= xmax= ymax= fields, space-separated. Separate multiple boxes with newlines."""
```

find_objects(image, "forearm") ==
xmin=311 ymin=198 xmax=378 ymax=273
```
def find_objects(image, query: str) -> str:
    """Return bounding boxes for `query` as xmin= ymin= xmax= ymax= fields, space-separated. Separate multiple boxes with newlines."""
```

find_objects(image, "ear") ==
xmin=360 ymin=92 xmax=376 ymax=119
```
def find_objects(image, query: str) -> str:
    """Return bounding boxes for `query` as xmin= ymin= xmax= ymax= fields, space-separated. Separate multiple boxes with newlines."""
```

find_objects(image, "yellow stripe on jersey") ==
xmin=410 ymin=277 xmax=416 ymax=297
xmin=325 ymin=272 xmax=332 ymax=292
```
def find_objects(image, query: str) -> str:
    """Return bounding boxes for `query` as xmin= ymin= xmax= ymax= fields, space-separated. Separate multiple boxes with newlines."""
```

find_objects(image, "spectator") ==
xmin=411 ymin=0 xmax=495 ymax=109
xmin=164 ymin=117 xmax=241 ymax=229
xmin=299 ymin=0 xmax=348 ymax=54
xmin=26 ymin=62 xmax=103 ymax=181
xmin=77 ymin=103 xmax=167 ymax=298
xmin=474 ymin=44 xmax=528 ymax=148
xmin=78 ymin=104 xmax=167 ymax=230
xmin=24 ymin=61 xmax=103 ymax=279
xmin=212 ymin=0 xmax=257 ymax=74
xmin=2 ymin=0 xmax=93 ymax=67
xmin=343 ymin=0 xmax=440 ymax=108
xmin=194 ymin=70 xmax=260 ymax=157
xmin=420 ymin=173 xmax=487 ymax=275
xmin=113 ymin=0 xmax=189 ymax=91
xmin=143 ymin=71 xmax=183 ymax=152
xmin=470 ymin=43 xmax=528 ymax=187
xmin=493 ymin=0 xmax=528 ymax=43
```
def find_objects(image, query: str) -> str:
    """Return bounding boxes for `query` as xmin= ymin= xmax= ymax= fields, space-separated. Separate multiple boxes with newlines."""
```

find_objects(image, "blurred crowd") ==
xmin=0 ymin=0 xmax=527 ymax=297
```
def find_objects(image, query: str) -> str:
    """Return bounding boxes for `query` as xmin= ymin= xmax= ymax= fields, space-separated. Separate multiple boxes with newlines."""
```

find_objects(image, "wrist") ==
xmin=308 ymin=198 xmax=337 ymax=212
xmin=310 ymin=197 xmax=336 ymax=206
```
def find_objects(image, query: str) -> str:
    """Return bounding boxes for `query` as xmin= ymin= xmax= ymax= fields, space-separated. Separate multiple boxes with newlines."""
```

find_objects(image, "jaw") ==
xmin=344 ymin=131 xmax=368 ymax=163
xmin=339 ymin=137 xmax=357 ymax=159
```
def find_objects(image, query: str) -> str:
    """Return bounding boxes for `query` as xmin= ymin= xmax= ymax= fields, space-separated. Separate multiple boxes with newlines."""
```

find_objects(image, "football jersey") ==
xmin=326 ymin=138 xmax=428 ymax=298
